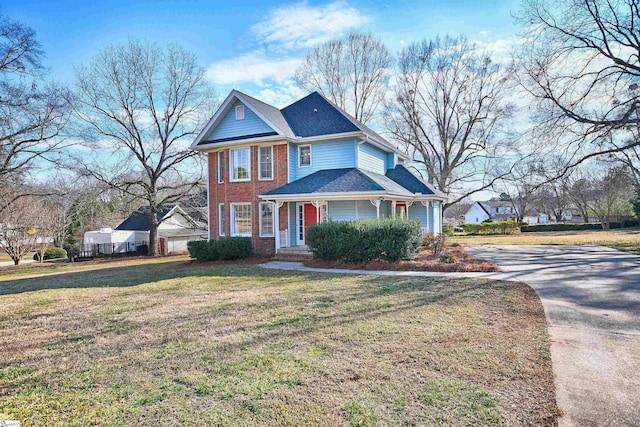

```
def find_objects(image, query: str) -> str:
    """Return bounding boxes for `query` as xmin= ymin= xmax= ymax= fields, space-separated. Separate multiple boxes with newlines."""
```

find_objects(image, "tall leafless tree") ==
xmin=71 ymin=40 xmax=216 ymax=256
xmin=518 ymin=0 xmax=640 ymax=173
xmin=0 ymin=192 xmax=47 ymax=265
xmin=386 ymin=36 xmax=517 ymax=208
xmin=295 ymin=32 xmax=392 ymax=124
xmin=589 ymin=165 xmax=635 ymax=228
xmin=0 ymin=15 xmax=71 ymax=212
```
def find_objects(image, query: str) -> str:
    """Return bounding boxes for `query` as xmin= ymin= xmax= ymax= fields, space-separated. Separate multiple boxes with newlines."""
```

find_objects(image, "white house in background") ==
xmin=522 ymin=212 xmax=550 ymax=225
xmin=465 ymin=200 xmax=551 ymax=225
xmin=83 ymin=204 xmax=208 ymax=255
xmin=464 ymin=200 xmax=516 ymax=224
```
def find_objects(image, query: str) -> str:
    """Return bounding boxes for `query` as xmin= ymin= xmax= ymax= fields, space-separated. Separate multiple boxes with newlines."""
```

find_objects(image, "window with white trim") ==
xmin=230 ymin=203 xmax=252 ymax=237
xmin=299 ymin=145 xmax=311 ymax=167
xmin=217 ymin=151 xmax=224 ymax=183
xmin=258 ymin=146 xmax=273 ymax=180
xmin=259 ymin=202 xmax=274 ymax=237
xmin=230 ymin=148 xmax=250 ymax=181
xmin=218 ymin=204 xmax=225 ymax=236
xmin=235 ymin=105 xmax=245 ymax=120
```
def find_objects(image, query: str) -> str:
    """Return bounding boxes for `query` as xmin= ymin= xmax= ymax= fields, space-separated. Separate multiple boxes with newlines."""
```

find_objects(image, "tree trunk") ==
xmin=12 ymin=256 xmax=19 ymax=265
xmin=148 ymin=211 xmax=159 ymax=257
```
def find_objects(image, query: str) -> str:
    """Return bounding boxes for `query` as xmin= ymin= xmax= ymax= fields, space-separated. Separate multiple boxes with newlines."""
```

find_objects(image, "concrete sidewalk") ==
xmin=0 ymin=259 xmax=34 ymax=268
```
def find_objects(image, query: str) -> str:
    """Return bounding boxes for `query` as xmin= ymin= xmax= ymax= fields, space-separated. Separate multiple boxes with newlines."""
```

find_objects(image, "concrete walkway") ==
xmin=262 ymin=245 xmax=640 ymax=425
xmin=467 ymin=245 xmax=640 ymax=427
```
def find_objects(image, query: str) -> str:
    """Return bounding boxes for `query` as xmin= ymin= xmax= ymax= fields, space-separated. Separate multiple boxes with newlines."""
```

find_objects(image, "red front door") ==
xmin=303 ymin=203 xmax=317 ymax=244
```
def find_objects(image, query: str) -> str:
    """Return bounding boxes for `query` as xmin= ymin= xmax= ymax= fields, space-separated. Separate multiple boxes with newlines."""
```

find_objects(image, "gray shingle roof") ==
xmin=116 ymin=206 xmax=175 ymax=231
xmin=385 ymin=165 xmax=441 ymax=196
xmin=262 ymin=167 xmax=431 ymax=198
xmin=280 ymin=92 xmax=360 ymax=137
xmin=239 ymin=91 xmax=295 ymax=138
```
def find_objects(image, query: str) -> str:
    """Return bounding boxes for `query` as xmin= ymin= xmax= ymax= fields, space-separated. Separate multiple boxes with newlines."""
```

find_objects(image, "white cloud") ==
xmin=251 ymin=1 xmax=370 ymax=50
xmin=206 ymin=50 xmax=301 ymax=85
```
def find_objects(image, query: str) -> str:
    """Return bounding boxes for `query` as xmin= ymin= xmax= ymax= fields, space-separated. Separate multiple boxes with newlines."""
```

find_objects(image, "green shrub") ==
xmin=33 ymin=247 xmax=68 ymax=261
xmin=217 ymin=237 xmax=252 ymax=260
xmin=440 ymin=253 xmax=457 ymax=264
xmin=450 ymin=242 xmax=461 ymax=247
xmin=187 ymin=240 xmax=216 ymax=261
xmin=188 ymin=238 xmax=252 ymax=262
xmin=422 ymin=232 xmax=447 ymax=256
xmin=521 ymin=221 xmax=638 ymax=232
xmin=462 ymin=221 xmax=520 ymax=235
xmin=306 ymin=219 xmax=423 ymax=262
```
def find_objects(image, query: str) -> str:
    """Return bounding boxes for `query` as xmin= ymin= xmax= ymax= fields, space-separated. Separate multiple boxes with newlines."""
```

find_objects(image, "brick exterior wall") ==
xmin=208 ymin=143 xmax=289 ymax=255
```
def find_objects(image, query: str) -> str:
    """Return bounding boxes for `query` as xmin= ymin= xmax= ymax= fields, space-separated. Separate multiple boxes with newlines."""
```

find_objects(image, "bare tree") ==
xmin=0 ymin=15 xmax=71 ymax=211
xmin=295 ymin=32 xmax=392 ymax=124
xmin=386 ymin=36 xmax=517 ymax=208
xmin=517 ymin=0 xmax=640 ymax=173
xmin=71 ymin=40 xmax=216 ymax=256
xmin=568 ymin=174 xmax=595 ymax=223
xmin=536 ymin=178 xmax=573 ymax=223
xmin=0 ymin=193 xmax=46 ymax=265
xmin=590 ymin=165 xmax=635 ymax=229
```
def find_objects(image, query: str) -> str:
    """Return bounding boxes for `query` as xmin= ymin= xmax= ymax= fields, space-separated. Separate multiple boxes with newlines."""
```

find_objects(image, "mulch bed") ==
xmin=304 ymin=246 xmax=499 ymax=272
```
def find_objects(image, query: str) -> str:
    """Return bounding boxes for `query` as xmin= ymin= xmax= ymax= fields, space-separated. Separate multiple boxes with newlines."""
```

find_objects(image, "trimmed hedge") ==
xmin=187 ymin=237 xmax=252 ymax=262
xmin=306 ymin=219 xmax=423 ymax=262
xmin=521 ymin=220 xmax=639 ymax=232
xmin=462 ymin=221 xmax=520 ymax=235
xmin=33 ymin=247 xmax=68 ymax=261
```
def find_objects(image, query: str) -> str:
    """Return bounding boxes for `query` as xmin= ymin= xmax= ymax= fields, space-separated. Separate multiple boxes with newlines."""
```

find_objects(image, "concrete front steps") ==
xmin=273 ymin=247 xmax=313 ymax=262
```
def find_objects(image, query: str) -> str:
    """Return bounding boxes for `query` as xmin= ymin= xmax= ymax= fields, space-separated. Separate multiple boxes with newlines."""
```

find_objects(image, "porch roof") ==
xmin=260 ymin=167 xmax=445 ymax=201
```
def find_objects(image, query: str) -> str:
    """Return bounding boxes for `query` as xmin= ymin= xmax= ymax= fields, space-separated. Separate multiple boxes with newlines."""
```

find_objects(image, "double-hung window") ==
xmin=259 ymin=202 xmax=274 ymax=237
xmin=217 ymin=152 xmax=225 ymax=183
xmin=218 ymin=204 xmax=225 ymax=236
xmin=230 ymin=148 xmax=250 ymax=181
xmin=258 ymin=146 xmax=273 ymax=180
xmin=230 ymin=203 xmax=252 ymax=237
xmin=299 ymin=145 xmax=311 ymax=167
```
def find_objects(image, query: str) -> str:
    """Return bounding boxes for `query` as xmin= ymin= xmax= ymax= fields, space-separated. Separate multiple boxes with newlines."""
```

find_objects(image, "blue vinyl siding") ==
xmin=289 ymin=202 xmax=297 ymax=246
xmin=289 ymin=140 xmax=358 ymax=181
xmin=328 ymin=201 xmax=357 ymax=221
xmin=428 ymin=202 xmax=435 ymax=233
xmin=208 ymin=101 xmax=275 ymax=141
xmin=358 ymin=143 xmax=387 ymax=174
xmin=409 ymin=203 xmax=428 ymax=228
xmin=355 ymin=200 xmax=377 ymax=219
xmin=386 ymin=152 xmax=396 ymax=170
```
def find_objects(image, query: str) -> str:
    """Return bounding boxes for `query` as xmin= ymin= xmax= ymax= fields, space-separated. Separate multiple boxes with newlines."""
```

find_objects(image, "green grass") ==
xmin=0 ymin=258 xmax=557 ymax=425
xmin=452 ymin=227 xmax=640 ymax=254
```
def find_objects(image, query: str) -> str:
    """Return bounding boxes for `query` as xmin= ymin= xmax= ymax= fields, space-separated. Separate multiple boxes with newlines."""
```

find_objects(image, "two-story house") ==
xmin=190 ymin=90 xmax=447 ymax=255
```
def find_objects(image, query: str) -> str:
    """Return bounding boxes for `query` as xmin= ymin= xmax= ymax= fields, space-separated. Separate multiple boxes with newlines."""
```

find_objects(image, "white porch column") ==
xmin=391 ymin=200 xmax=397 ymax=219
xmin=274 ymin=201 xmax=285 ymax=253
xmin=421 ymin=200 xmax=430 ymax=234
xmin=311 ymin=200 xmax=325 ymax=223
xmin=370 ymin=199 xmax=381 ymax=219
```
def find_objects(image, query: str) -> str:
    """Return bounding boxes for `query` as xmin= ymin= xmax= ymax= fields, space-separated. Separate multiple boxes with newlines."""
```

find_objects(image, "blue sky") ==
xmin=2 ymin=0 xmax=523 ymax=107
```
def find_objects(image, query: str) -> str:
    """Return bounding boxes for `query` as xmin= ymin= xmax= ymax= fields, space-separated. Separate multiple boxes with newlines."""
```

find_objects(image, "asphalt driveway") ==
xmin=467 ymin=245 xmax=640 ymax=426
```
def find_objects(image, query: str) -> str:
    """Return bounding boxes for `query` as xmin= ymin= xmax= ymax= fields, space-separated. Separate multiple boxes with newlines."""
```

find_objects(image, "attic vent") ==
xmin=313 ymin=108 xmax=318 ymax=113
xmin=235 ymin=105 xmax=245 ymax=120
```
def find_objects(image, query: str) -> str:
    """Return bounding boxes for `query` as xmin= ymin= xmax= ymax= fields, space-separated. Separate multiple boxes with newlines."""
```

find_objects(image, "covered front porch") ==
xmin=265 ymin=197 xmax=443 ymax=254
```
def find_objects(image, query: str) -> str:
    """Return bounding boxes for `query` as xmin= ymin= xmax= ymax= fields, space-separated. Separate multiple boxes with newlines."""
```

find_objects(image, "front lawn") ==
xmin=452 ymin=227 xmax=640 ymax=254
xmin=0 ymin=259 xmax=557 ymax=425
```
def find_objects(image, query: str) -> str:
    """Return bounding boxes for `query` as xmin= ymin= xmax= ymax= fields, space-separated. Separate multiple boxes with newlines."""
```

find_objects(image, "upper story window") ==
xmin=235 ymin=105 xmax=245 ymax=120
xmin=259 ymin=146 xmax=273 ymax=181
xmin=299 ymin=145 xmax=311 ymax=167
xmin=230 ymin=148 xmax=250 ymax=182
xmin=217 ymin=151 xmax=224 ymax=183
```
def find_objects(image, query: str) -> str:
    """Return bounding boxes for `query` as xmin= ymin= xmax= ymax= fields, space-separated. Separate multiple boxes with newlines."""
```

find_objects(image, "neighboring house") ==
xmin=464 ymin=201 xmax=516 ymax=224
xmin=84 ymin=204 xmax=207 ymax=255
xmin=522 ymin=211 xmax=550 ymax=225
xmin=190 ymin=90 xmax=447 ymax=255
xmin=465 ymin=200 xmax=551 ymax=225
